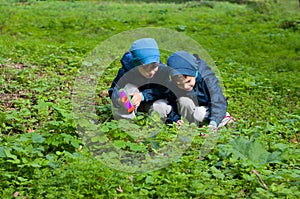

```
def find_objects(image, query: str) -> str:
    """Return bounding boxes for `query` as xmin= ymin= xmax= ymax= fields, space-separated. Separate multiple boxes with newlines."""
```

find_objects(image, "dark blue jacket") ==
xmin=167 ymin=59 xmax=227 ymax=125
xmin=108 ymin=52 xmax=171 ymax=110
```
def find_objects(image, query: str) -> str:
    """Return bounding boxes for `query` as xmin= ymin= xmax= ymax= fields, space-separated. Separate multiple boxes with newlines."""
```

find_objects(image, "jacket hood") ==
xmin=167 ymin=51 xmax=198 ymax=77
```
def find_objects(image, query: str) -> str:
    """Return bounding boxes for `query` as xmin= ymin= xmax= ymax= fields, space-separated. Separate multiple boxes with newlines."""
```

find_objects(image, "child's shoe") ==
xmin=218 ymin=112 xmax=234 ymax=128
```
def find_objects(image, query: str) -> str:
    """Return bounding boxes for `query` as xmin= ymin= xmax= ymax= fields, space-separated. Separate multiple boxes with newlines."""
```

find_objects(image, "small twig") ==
xmin=252 ymin=169 xmax=268 ymax=190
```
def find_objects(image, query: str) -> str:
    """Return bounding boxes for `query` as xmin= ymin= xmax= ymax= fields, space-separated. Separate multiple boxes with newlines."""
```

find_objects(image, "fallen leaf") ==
xmin=290 ymin=137 xmax=298 ymax=143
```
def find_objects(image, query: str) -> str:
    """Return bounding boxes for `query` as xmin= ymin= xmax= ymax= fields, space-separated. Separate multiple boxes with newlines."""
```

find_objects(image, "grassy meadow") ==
xmin=0 ymin=0 xmax=299 ymax=198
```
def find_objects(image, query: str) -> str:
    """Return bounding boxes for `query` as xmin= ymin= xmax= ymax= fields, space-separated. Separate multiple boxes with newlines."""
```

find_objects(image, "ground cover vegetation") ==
xmin=0 ymin=0 xmax=299 ymax=198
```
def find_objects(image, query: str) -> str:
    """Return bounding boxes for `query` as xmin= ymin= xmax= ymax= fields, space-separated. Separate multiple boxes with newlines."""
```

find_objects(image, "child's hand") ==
xmin=117 ymin=98 xmax=123 ymax=106
xmin=172 ymin=75 xmax=195 ymax=91
xmin=176 ymin=120 xmax=184 ymax=125
xmin=131 ymin=92 xmax=143 ymax=107
xmin=208 ymin=121 xmax=218 ymax=131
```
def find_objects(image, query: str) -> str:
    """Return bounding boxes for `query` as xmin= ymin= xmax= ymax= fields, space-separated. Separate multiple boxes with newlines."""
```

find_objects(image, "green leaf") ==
xmin=4 ymin=148 xmax=18 ymax=160
xmin=71 ymin=140 xmax=80 ymax=148
xmin=28 ymin=158 xmax=44 ymax=168
xmin=21 ymin=157 xmax=29 ymax=164
xmin=113 ymin=140 xmax=127 ymax=149
xmin=118 ymin=119 xmax=140 ymax=131
xmin=31 ymin=133 xmax=45 ymax=144
xmin=267 ymin=151 xmax=283 ymax=163
xmin=150 ymin=141 xmax=160 ymax=150
xmin=127 ymin=142 xmax=147 ymax=152
xmin=91 ymin=135 xmax=108 ymax=143
xmin=273 ymin=143 xmax=289 ymax=151
xmin=34 ymin=99 xmax=49 ymax=118
xmin=0 ymin=146 xmax=6 ymax=158
xmin=100 ymin=125 xmax=110 ymax=133
xmin=17 ymin=177 xmax=28 ymax=182
xmin=145 ymin=175 xmax=153 ymax=184
xmin=7 ymin=158 xmax=21 ymax=164
xmin=230 ymin=137 xmax=270 ymax=167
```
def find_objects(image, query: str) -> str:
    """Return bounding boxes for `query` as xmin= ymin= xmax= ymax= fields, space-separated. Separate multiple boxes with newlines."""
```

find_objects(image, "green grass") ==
xmin=0 ymin=0 xmax=299 ymax=198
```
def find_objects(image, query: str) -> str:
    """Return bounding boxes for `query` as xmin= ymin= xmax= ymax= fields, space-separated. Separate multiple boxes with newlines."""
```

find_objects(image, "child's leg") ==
xmin=113 ymin=83 xmax=138 ymax=120
xmin=138 ymin=99 xmax=171 ymax=120
xmin=177 ymin=97 xmax=197 ymax=123
xmin=177 ymin=97 xmax=208 ymax=124
xmin=194 ymin=106 xmax=209 ymax=122
xmin=151 ymin=99 xmax=172 ymax=118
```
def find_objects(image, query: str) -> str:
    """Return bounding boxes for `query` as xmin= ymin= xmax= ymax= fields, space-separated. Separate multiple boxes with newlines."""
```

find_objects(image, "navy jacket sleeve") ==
xmin=165 ymin=82 xmax=181 ymax=123
xmin=197 ymin=60 xmax=227 ymax=125
xmin=141 ymin=87 xmax=167 ymax=102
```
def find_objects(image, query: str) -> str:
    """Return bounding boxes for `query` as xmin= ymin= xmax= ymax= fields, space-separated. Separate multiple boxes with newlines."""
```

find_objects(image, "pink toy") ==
xmin=119 ymin=89 xmax=135 ymax=113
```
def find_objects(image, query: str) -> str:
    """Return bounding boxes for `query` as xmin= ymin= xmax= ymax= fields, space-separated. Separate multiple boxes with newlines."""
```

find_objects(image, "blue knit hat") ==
xmin=130 ymin=38 xmax=160 ymax=67
xmin=167 ymin=51 xmax=198 ymax=77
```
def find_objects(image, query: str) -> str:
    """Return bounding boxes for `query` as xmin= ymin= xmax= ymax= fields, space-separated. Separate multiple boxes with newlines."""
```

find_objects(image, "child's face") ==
xmin=138 ymin=62 xmax=159 ymax=79
xmin=172 ymin=75 xmax=196 ymax=91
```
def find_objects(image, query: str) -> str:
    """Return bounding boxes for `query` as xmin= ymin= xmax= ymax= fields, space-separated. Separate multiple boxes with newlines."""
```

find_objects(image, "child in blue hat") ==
xmin=167 ymin=51 xmax=233 ymax=129
xmin=109 ymin=38 xmax=173 ymax=122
